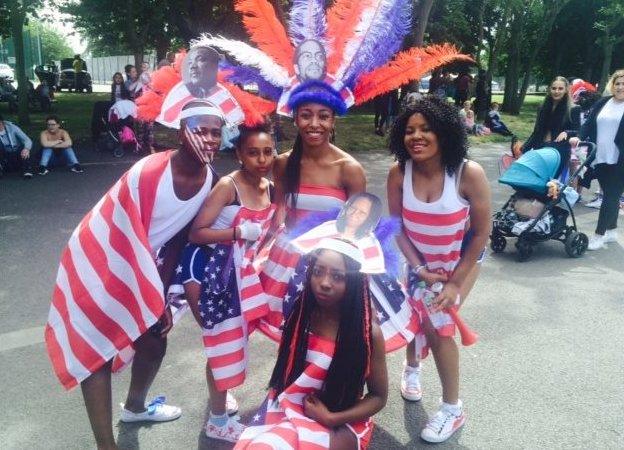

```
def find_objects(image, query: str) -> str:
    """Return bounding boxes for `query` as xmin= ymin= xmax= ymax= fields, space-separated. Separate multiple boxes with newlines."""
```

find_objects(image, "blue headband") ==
xmin=287 ymin=80 xmax=348 ymax=116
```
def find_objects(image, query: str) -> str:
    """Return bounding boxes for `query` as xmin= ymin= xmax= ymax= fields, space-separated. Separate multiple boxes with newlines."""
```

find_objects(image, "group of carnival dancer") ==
xmin=43 ymin=1 xmax=492 ymax=449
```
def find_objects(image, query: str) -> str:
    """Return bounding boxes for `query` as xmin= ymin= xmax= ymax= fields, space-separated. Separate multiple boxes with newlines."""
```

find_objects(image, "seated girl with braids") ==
xmin=235 ymin=238 xmax=388 ymax=450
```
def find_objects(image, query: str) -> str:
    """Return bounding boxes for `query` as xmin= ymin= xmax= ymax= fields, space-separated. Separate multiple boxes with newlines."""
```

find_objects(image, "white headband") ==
xmin=179 ymin=106 xmax=225 ymax=121
xmin=312 ymin=238 xmax=364 ymax=268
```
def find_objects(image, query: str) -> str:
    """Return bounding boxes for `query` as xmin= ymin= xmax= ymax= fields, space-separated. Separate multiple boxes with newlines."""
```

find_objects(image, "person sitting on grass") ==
xmin=485 ymin=102 xmax=514 ymax=136
xmin=38 ymin=115 xmax=83 ymax=175
xmin=0 ymin=113 xmax=34 ymax=179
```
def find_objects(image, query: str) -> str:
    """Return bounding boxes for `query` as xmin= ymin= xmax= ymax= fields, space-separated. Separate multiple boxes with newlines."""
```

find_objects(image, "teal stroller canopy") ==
xmin=499 ymin=147 xmax=561 ymax=194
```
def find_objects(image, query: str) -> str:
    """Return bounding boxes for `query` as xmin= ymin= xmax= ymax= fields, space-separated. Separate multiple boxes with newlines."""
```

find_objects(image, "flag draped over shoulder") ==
xmin=45 ymin=152 xmax=173 ymax=390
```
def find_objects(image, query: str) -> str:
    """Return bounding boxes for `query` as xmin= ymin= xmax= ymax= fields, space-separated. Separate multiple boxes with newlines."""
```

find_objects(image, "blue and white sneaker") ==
xmin=120 ymin=396 xmax=181 ymax=422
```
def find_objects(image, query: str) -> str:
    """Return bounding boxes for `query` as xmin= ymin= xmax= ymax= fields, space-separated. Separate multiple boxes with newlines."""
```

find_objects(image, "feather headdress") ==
xmin=136 ymin=48 xmax=275 ymax=127
xmin=196 ymin=0 xmax=473 ymax=116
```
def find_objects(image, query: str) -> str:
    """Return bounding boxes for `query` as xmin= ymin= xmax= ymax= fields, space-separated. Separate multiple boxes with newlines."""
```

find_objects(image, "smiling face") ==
xmin=237 ymin=132 xmax=275 ymax=177
xmin=612 ymin=76 xmax=624 ymax=101
xmin=310 ymin=250 xmax=347 ymax=308
xmin=185 ymin=47 xmax=219 ymax=93
xmin=295 ymin=40 xmax=327 ymax=81
xmin=550 ymin=80 xmax=568 ymax=102
xmin=179 ymin=114 xmax=223 ymax=165
xmin=294 ymin=103 xmax=335 ymax=146
xmin=403 ymin=112 xmax=441 ymax=164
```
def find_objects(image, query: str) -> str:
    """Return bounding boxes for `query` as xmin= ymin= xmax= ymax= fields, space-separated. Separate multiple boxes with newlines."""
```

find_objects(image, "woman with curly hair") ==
xmin=386 ymin=97 xmax=491 ymax=443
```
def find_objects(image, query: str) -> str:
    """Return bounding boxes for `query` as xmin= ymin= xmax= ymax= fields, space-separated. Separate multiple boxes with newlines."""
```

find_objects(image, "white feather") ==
xmin=334 ymin=0 xmax=388 ymax=84
xmin=192 ymin=34 xmax=291 ymax=88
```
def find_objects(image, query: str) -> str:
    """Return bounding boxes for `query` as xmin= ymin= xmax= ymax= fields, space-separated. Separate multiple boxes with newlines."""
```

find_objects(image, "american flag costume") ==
xmin=235 ymin=334 xmax=373 ymax=450
xmin=259 ymin=215 xmax=418 ymax=352
xmin=167 ymin=203 xmax=275 ymax=391
xmin=401 ymin=159 xmax=478 ymax=359
xmin=45 ymin=151 xmax=208 ymax=389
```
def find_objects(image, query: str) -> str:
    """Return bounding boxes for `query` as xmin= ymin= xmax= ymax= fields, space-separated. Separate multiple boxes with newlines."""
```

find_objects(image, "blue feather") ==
xmin=342 ymin=0 xmax=413 ymax=89
xmin=287 ymin=208 xmax=341 ymax=239
xmin=220 ymin=62 xmax=283 ymax=101
xmin=288 ymin=0 xmax=328 ymax=46
xmin=373 ymin=216 xmax=402 ymax=277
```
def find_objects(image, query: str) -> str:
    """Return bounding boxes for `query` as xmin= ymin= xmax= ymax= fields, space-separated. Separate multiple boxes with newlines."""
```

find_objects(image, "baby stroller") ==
xmin=90 ymin=100 xmax=139 ymax=158
xmin=491 ymin=142 xmax=597 ymax=261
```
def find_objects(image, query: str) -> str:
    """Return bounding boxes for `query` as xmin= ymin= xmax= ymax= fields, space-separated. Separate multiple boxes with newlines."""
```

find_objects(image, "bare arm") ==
xmin=270 ymin=153 xmax=289 ymax=228
xmin=341 ymin=158 xmax=367 ymax=197
xmin=56 ymin=130 xmax=72 ymax=148
xmin=188 ymin=177 xmax=239 ymax=244
xmin=40 ymin=131 xmax=60 ymax=148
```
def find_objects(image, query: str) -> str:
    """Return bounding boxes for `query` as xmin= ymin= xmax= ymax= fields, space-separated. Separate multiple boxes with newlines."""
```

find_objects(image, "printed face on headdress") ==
xmin=294 ymin=39 xmax=327 ymax=82
xmin=183 ymin=46 xmax=220 ymax=97
xmin=336 ymin=193 xmax=382 ymax=240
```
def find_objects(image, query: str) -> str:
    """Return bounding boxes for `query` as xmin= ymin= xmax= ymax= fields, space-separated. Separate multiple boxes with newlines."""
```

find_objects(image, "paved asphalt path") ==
xmin=1 ymin=141 xmax=622 ymax=450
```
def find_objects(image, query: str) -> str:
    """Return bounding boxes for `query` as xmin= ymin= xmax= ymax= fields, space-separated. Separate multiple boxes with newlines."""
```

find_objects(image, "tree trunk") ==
xmin=475 ymin=0 xmax=487 ymax=67
xmin=411 ymin=0 xmax=434 ymax=47
xmin=502 ymin=10 xmax=523 ymax=114
xmin=598 ymin=36 xmax=614 ymax=92
xmin=10 ymin=5 xmax=29 ymax=125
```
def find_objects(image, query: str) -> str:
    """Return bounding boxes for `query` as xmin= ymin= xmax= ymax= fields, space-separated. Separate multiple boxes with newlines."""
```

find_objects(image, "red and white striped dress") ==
xmin=258 ymin=185 xmax=347 ymax=340
xmin=401 ymin=159 xmax=471 ymax=358
xmin=235 ymin=334 xmax=373 ymax=450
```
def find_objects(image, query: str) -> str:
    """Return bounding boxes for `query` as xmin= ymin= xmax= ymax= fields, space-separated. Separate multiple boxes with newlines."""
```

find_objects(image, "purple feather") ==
xmin=287 ymin=208 xmax=341 ymax=239
xmin=288 ymin=0 xmax=328 ymax=46
xmin=342 ymin=0 xmax=413 ymax=89
xmin=220 ymin=62 xmax=283 ymax=101
xmin=373 ymin=216 xmax=402 ymax=277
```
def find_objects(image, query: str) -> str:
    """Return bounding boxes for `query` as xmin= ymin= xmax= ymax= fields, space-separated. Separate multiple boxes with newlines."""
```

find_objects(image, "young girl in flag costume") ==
xmin=386 ymin=97 xmax=491 ymax=443
xmin=44 ymin=45 xmax=274 ymax=450
xmin=235 ymin=238 xmax=387 ymax=450
xmin=171 ymin=123 xmax=277 ymax=442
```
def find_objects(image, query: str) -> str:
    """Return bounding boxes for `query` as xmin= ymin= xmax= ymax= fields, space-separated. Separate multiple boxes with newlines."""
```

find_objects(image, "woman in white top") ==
xmin=571 ymin=69 xmax=624 ymax=250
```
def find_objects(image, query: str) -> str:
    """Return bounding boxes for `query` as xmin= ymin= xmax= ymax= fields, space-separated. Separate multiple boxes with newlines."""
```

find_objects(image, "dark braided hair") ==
xmin=389 ymin=96 xmax=468 ymax=175
xmin=268 ymin=249 xmax=373 ymax=412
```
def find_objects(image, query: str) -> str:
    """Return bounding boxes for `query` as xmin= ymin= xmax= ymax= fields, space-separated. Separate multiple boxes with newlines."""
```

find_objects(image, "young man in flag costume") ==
xmin=44 ymin=44 xmax=274 ymax=450
xmin=236 ymin=238 xmax=387 ymax=450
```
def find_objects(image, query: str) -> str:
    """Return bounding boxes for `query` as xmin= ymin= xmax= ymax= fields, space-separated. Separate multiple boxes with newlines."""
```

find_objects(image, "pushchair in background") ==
xmin=90 ymin=100 xmax=139 ymax=158
xmin=491 ymin=142 xmax=597 ymax=261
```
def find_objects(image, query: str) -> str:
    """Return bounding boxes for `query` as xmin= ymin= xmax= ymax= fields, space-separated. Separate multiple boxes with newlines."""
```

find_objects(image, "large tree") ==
xmin=5 ymin=0 xmax=42 ymax=125
xmin=30 ymin=21 xmax=74 ymax=63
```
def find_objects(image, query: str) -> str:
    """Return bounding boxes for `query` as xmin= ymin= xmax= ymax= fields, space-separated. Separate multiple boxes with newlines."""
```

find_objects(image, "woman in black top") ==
xmin=110 ymin=72 xmax=130 ymax=103
xmin=522 ymin=76 xmax=580 ymax=178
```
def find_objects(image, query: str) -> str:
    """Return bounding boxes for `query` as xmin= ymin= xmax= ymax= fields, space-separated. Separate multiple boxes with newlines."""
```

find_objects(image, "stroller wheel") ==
xmin=490 ymin=233 xmax=507 ymax=253
xmin=113 ymin=146 xmax=125 ymax=158
xmin=515 ymin=239 xmax=533 ymax=262
xmin=565 ymin=231 xmax=588 ymax=258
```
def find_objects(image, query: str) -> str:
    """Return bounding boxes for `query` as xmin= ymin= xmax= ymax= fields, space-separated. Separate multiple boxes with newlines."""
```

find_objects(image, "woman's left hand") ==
xmin=554 ymin=131 xmax=568 ymax=142
xmin=432 ymin=282 xmax=461 ymax=312
xmin=303 ymin=394 xmax=334 ymax=427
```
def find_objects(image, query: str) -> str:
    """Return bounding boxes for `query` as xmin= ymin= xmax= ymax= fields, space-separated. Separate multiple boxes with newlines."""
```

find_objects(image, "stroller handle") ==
xmin=564 ymin=141 xmax=597 ymax=191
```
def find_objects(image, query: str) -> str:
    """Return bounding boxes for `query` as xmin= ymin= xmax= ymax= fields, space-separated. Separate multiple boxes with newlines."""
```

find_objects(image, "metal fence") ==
xmin=54 ymin=55 xmax=157 ymax=85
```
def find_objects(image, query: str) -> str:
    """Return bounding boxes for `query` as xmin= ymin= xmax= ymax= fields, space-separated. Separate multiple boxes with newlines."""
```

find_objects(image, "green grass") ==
xmin=0 ymin=93 xmax=544 ymax=151
xmin=0 ymin=92 xmax=109 ymax=143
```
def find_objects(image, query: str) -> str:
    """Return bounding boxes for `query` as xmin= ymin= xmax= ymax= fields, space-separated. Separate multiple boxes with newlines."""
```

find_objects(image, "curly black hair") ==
xmin=389 ymin=96 xmax=468 ymax=174
xmin=236 ymin=120 xmax=274 ymax=149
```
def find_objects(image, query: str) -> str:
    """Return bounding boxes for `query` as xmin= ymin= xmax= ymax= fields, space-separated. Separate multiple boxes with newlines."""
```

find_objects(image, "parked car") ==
xmin=0 ymin=63 xmax=15 ymax=82
xmin=58 ymin=58 xmax=92 ymax=93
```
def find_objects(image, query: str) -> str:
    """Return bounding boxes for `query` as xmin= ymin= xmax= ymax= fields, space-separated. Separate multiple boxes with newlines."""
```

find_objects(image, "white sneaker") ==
xmin=400 ymin=362 xmax=422 ymax=401
xmin=420 ymin=401 xmax=466 ymax=443
xmin=205 ymin=415 xmax=245 ymax=443
xmin=120 ymin=396 xmax=182 ymax=423
xmin=604 ymin=230 xmax=618 ymax=243
xmin=585 ymin=197 xmax=603 ymax=209
xmin=587 ymin=234 xmax=607 ymax=250
xmin=226 ymin=391 xmax=239 ymax=415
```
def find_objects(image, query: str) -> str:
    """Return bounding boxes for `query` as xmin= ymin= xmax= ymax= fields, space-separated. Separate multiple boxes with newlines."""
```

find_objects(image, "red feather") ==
xmin=354 ymin=44 xmax=474 ymax=105
xmin=136 ymin=65 xmax=182 ymax=121
xmin=218 ymin=72 xmax=276 ymax=126
xmin=234 ymin=0 xmax=294 ymax=75
xmin=325 ymin=0 xmax=375 ymax=74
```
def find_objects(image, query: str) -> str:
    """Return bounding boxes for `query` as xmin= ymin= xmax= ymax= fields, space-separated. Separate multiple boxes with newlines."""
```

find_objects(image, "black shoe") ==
xmin=71 ymin=164 xmax=84 ymax=173
xmin=38 ymin=166 xmax=49 ymax=175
